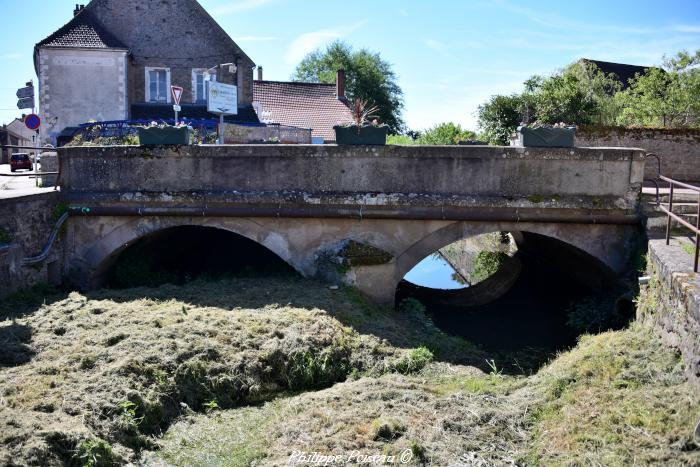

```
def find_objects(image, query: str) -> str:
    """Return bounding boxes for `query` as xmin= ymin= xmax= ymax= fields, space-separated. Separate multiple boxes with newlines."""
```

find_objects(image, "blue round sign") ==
xmin=25 ymin=114 xmax=41 ymax=131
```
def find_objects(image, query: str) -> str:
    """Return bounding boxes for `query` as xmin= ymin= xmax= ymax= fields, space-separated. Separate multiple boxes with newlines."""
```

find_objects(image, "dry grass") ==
xmin=1 ymin=275 xmax=698 ymax=466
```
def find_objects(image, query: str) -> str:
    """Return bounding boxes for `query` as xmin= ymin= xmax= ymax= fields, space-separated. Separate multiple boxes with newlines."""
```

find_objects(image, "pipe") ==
xmin=24 ymin=203 xmax=641 ymax=267
xmin=67 ymin=204 xmax=641 ymax=225
xmin=22 ymin=212 xmax=69 ymax=265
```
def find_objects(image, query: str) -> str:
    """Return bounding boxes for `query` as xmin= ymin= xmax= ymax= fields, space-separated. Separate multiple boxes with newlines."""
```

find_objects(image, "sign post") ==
xmin=171 ymin=85 xmax=183 ymax=124
xmin=206 ymin=81 xmax=237 ymax=144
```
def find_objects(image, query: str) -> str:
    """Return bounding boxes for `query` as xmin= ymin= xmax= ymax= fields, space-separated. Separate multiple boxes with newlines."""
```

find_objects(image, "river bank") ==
xmin=0 ymin=275 xmax=698 ymax=465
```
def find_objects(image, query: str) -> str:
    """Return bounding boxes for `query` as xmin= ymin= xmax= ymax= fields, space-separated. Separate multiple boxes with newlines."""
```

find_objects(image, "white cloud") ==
xmin=671 ymin=24 xmax=700 ymax=33
xmin=285 ymin=21 xmax=367 ymax=65
xmin=210 ymin=0 xmax=272 ymax=16
xmin=235 ymin=35 xmax=278 ymax=42
xmin=398 ymin=8 xmax=408 ymax=16
xmin=0 ymin=53 xmax=22 ymax=60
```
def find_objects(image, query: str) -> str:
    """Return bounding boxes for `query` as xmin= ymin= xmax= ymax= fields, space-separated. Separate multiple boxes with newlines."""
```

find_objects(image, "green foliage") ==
xmin=416 ymin=122 xmax=476 ymax=145
xmin=614 ymin=49 xmax=700 ymax=128
xmin=386 ymin=346 xmax=434 ymax=374
xmin=76 ymin=438 xmax=115 ymax=467
xmin=386 ymin=134 xmax=417 ymax=145
xmin=292 ymin=40 xmax=405 ymax=133
xmin=524 ymin=61 xmax=621 ymax=125
xmin=51 ymin=202 xmax=69 ymax=222
xmin=472 ymin=251 xmax=509 ymax=283
xmin=477 ymin=94 xmax=527 ymax=145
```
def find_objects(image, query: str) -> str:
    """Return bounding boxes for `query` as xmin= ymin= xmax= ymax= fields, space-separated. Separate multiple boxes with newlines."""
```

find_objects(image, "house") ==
xmin=0 ymin=118 xmax=36 ymax=164
xmin=34 ymin=0 xmax=257 ymax=145
xmin=580 ymin=59 xmax=653 ymax=89
xmin=252 ymin=69 xmax=354 ymax=143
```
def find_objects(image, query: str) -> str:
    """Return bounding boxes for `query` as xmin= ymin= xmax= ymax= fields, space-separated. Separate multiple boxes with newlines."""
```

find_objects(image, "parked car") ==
xmin=10 ymin=153 xmax=32 ymax=172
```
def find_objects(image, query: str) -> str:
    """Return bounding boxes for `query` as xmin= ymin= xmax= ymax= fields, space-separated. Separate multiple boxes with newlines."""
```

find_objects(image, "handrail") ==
xmin=656 ymin=167 xmax=700 ymax=272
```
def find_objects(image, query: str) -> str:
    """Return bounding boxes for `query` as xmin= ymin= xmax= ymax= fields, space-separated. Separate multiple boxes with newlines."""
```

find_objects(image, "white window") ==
xmin=145 ymin=67 xmax=170 ymax=103
xmin=191 ymin=69 xmax=207 ymax=104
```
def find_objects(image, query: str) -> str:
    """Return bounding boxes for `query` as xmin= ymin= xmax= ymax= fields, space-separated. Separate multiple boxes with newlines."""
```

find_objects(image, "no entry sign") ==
xmin=24 ymin=114 xmax=41 ymax=130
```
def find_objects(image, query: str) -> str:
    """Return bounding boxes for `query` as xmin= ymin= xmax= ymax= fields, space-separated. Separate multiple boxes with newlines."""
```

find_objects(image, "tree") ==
xmin=614 ymin=50 xmax=700 ymax=128
xmin=417 ymin=122 xmax=476 ymax=145
xmin=477 ymin=94 xmax=526 ymax=145
xmin=292 ymin=40 xmax=405 ymax=133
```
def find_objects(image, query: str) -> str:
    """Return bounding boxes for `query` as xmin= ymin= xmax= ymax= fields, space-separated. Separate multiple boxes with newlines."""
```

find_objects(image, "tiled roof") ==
xmin=253 ymin=81 xmax=354 ymax=142
xmin=36 ymin=10 xmax=127 ymax=49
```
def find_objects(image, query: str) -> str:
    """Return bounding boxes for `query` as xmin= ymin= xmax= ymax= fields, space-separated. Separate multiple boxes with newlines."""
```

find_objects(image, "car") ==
xmin=10 ymin=153 xmax=33 ymax=172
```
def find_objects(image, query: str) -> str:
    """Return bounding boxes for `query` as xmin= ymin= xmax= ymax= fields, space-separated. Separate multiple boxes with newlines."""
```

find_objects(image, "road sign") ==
xmin=24 ymin=114 xmax=41 ymax=130
xmin=171 ymin=85 xmax=183 ymax=106
xmin=17 ymin=97 xmax=34 ymax=109
xmin=207 ymin=81 xmax=237 ymax=115
xmin=16 ymin=86 xmax=34 ymax=99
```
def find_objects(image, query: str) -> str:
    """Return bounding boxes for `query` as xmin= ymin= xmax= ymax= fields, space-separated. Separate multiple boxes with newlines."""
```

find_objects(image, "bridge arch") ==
xmin=71 ymin=217 xmax=304 ymax=287
xmin=393 ymin=220 xmax=626 ymax=294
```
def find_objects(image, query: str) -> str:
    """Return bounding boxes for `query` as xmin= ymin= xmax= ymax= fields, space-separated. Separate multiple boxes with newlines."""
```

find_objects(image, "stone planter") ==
xmin=334 ymin=124 xmax=389 ymax=145
xmin=517 ymin=126 xmax=575 ymax=148
xmin=138 ymin=127 xmax=191 ymax=146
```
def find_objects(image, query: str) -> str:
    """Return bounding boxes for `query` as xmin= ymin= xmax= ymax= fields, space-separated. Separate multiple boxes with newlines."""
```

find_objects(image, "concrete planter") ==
xmin=334 ymin=125 xmax=388 ymax=145
xmin=517 ymin=126 xmax=575 ymax=148
xmin=138 ymin=127 xmax=191 ymax=146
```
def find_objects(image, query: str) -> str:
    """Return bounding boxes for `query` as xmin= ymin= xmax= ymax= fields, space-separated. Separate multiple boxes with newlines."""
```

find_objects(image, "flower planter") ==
xmin=138 ymin=127 xmax=191 ymax=146
xmin=517 ymin=126 xmax=575 ymax=148
xmin=333 ymin=125 xmax=389 ymax=145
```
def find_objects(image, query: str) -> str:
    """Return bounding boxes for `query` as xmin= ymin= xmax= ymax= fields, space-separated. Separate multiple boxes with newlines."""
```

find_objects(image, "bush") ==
xmin=472 ymin=251 xmax=509 ymax=283
xmin=75 ymin=438 xmax=116 ymax=466
xmin=417 ymin=122 xmax=476 ymax=145
xmin=386 ymin=346 xmax=433 ymax=374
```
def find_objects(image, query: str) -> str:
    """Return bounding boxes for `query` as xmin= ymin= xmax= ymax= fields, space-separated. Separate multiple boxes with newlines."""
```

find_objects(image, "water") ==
xmin=404 ymin=254 xmax=467 ymax=290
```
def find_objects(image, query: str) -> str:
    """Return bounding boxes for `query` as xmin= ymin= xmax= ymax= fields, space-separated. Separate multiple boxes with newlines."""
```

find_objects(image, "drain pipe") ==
xmin=22 ymin=203 xmax=641 ymax=266
xmin=22 ymin=212 xmax=69 ymax=265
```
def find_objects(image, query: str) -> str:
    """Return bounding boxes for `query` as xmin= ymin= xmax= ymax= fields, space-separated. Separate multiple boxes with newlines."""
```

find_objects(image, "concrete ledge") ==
xmin=643 ymin=239 xmax=700 ymax=386
xmin=58 ymin=145 xmax=645 ymax=207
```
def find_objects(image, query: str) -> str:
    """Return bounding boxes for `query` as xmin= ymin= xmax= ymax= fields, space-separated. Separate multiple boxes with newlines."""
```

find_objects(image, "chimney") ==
xmin=257 ymin=66 xmax=263 ymax=81
xmin=74 ymin=4 xmax=85 ymax=16
xmin=336 ymin=69 xmax=345 ymax=100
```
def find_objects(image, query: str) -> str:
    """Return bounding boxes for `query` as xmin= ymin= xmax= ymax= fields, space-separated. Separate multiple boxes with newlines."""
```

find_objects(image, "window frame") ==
xmin=145 ymin=67 xmax=171 ymax=103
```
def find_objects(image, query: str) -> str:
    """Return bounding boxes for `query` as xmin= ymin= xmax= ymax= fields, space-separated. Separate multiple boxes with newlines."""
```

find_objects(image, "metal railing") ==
xmin=648 ymin=151 xmax=700 ymax=272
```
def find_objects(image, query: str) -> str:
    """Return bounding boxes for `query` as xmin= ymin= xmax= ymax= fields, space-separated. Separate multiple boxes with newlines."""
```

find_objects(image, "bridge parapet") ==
xmin=58 ymin=144 xmax=645 ymax=222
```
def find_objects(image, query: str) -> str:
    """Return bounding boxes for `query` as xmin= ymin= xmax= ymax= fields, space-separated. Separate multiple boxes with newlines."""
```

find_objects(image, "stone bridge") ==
xmin=58 ymin=144 xmax=645 ymax=303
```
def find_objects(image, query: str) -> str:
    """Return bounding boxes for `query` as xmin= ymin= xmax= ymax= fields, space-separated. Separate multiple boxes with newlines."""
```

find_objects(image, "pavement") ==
xmin=0 ymin=163 xmax=57 ymax=199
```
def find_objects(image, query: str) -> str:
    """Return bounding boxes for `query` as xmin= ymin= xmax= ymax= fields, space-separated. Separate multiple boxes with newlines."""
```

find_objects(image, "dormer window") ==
xmin=145 ymin=67 xmax=170 ymax=103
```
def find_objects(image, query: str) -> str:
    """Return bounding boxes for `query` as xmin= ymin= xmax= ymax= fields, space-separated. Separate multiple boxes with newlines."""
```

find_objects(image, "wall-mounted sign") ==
xmin=17 ymin=97 xmax=34 ymax=110
xmin=16 ymin=86 xmax=34 ymax=99
xmin=207 ymin=81 xmax=237 ymax=115
xmin=24 ymin=114 xmax=41 ymax=130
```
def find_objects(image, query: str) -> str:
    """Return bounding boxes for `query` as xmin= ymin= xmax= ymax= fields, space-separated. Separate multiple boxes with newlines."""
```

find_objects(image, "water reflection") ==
xmin=404 ymin=254 xmax=467 ymax=290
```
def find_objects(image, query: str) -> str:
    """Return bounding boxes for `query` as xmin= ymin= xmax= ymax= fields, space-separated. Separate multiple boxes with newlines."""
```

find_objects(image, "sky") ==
xmin=0 ymin=0 xmax=699 ymax=131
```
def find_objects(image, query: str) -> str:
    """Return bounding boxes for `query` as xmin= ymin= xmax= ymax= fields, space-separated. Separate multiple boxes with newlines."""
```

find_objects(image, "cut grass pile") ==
xmin=149 ymin=323 xmax=700 ymax=466
xmin=0 ymin=277 xmax=451 ymax=465
xmin=1 ymin=275 xmax=698 ymax=466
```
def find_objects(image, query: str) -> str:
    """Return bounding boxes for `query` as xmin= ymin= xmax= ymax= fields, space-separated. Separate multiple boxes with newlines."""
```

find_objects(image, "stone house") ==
xmin=34 ymin=0 xmax=256 ymax=144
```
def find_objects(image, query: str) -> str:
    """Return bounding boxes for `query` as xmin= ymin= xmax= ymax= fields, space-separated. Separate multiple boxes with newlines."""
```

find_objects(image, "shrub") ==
xmin=75 ymin=438 xmax=116 ymax=467
xmin=387 ymin=346 xmax=433 ymax=374
xmin=472 ymin=251 xmax=509 ymax=283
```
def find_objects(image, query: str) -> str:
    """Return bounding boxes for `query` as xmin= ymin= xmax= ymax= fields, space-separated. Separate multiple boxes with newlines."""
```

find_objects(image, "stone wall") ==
xmin=577 ymin=126 xmax=700 ymax=182
xmin=0 ymin=192 xmax=62 ymax=298
xmin=88 ymin=0 xmax=255 ymax=107
xmin=642 ymin=239 xmax=700 ymax=387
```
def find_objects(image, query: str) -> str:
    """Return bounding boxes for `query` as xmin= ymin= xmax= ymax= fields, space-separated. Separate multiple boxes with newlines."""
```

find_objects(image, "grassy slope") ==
xmin=1 ymin=276 xmax=698 ymax=466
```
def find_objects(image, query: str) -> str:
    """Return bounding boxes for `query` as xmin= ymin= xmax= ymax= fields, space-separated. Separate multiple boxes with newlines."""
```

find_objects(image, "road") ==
xmin=0 ymin=163 xmax=56 ymax=199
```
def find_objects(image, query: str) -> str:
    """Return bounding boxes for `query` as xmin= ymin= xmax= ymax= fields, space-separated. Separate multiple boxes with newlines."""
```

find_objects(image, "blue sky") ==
xmin=1 ymin=0 xmax=699 ymax=130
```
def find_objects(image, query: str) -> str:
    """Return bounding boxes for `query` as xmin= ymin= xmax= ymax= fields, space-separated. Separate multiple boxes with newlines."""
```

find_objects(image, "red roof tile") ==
xmin=253 ymin=81 xmax=354 ymax=143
